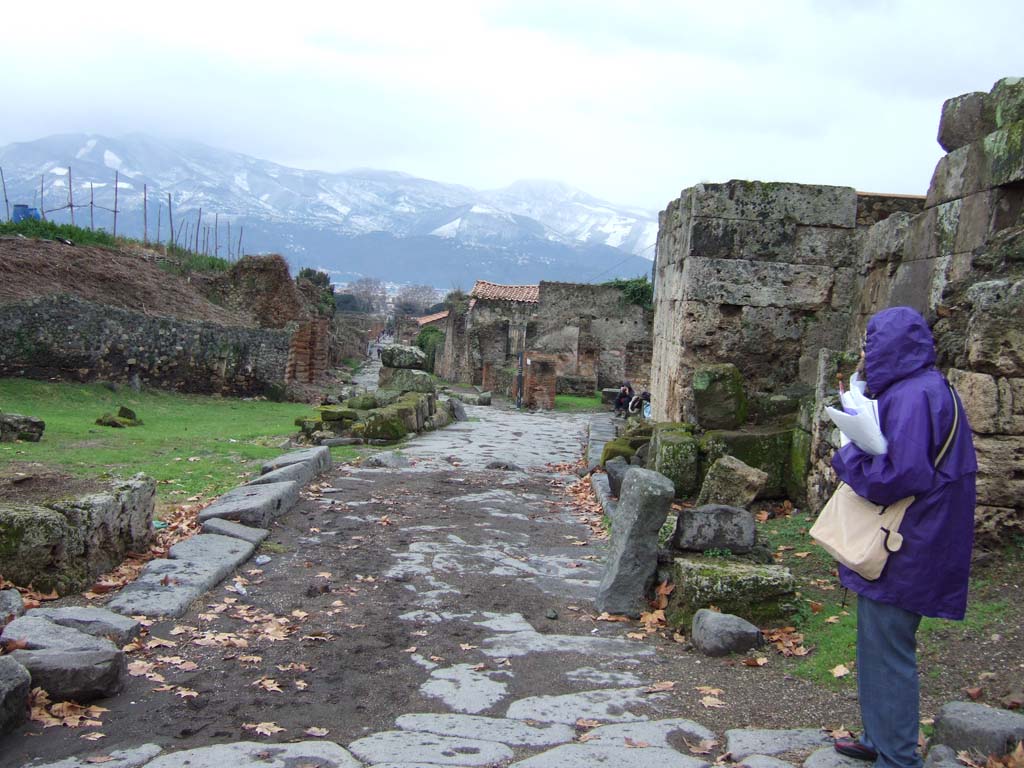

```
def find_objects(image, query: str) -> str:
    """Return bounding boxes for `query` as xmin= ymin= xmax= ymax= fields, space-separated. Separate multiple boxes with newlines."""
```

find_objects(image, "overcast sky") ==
xmin=2 ymin=0 xmax=1021 ymax=211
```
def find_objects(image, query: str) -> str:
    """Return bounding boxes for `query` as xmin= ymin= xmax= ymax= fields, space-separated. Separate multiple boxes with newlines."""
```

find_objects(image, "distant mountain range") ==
xmin=0 ymin=133 xmax=658 ymax=287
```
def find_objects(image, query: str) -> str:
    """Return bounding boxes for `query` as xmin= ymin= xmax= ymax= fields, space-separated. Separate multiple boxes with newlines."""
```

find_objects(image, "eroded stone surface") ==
xmin=395 ymin=713 xmax=575 ymax=747
xmin=726 ymin=729 xmax=832 ymax=760
xmin=420 ymin=663 xmax=512 ymax=713
xmin=932 ymin=701 xmax=1024 ymax=757
xmin=199 ymin=518 xmax=269 ymax=545
xmin=509 ymin=743 xmax=710 ymax=768
xmin=583 ymin=717 xmax=716 ymax=748
xmin=348 ymin=730 xmax=513 ymax=766
xmin=0 ymin=655 xmax=31 ymax=736
xmin=143 ymin=741 xmax=358 ymax=768
xmin=803 ymin=747 xmax=871 ymax=768
xmin=28 ymin=743 xmax=163 ymax=768
xmin=505 ymin=687 xmax=655 ymax=724
xmin=260 ymin=446 xmax=331 ymax=476
xmin=196 ymin=481 xmax=299 ymax=528
xmin=25 ymin=606 xmax=141 ymax=645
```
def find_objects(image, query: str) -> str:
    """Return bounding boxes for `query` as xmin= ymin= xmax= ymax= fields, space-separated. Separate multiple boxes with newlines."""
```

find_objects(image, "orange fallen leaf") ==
xmin=742 ymin=656 xmax=769 ymax=667
xmin=243 ymin=722 xmax=285 ymax=736
xmin=626 ymin=632 xmax=647 ymax=641
xmin=625 ymin=737 xmax=651 ymax=748
xmin=645 ymin=681 xmax=675 ymax=693
xmin=80 ymin=732 xmax=105 ymax=741
xmin=575 ymin=718 xmax=601 ymax=729
xmin=700 ymin=695 xmax=726 ymax=708
xmin=595 ymin=612 xmax=631 ymax=622
xmin=696 ymin=686 xmax=724 ymax=695
xmin=832 ymin=664 xmax=851 ymax=678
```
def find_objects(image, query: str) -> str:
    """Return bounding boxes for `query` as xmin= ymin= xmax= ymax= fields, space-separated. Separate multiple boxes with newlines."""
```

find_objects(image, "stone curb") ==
xmin=590 ymin=472 xmax=616 ymax=520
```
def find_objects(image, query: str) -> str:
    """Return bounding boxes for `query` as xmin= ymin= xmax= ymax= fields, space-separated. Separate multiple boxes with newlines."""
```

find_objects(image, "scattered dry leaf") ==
xmin=304 ymin=726 xmax=329 ymax=737
xmin=243 ymin=721 xmax=285 ymax=736
xmin=832 ymin=664 xmax=851 ymax=678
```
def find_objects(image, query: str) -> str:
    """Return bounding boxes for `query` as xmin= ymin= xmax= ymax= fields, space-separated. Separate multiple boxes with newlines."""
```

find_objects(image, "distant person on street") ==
xmin=829 ymin=307 xmax=976 ymax=768
xmin=613 ymin=382 xmax=633 ymax=417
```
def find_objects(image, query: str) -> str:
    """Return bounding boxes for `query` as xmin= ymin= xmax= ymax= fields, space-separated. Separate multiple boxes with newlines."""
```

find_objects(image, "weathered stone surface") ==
xmin=379 ymin=366 xmax=438 ymax=394
xmin=604 ymin=456 xmax=630 ymax=497
xmin=924 ymin=745 xmax=962 ymax=768
xmin=0 ymin=588 xmax=24 ymax=621
xmin=932 ymin=701 xmax=1024 ymax=757
xmin=348 ymin=730 xmax=513 ymax=766
xmin=725 ymin=728 xmax=832 ymax=760
xmin=0 ymin=655 xmax=30 ymax=735
xmin=3 ymin=616 xmax=125 ymax=701
xmin=975 ymin=505 xmax=1024 ymax=547
xmin=260 ymin=446 xmax=331 ymax=476
xmin=600 ymin=437 xmax=635 ymax=465
xmin=690 ymin=181 xmax=857 ymax=228
xmin=928 ymin=120 xmax=1024 ymax=207
xmin=0 ymin=412 xmax=45 ymax=442
xmin=505 ymin=687 xmax=653 ymax=724
xmin=691 ymin=608 xmax=762 ymax=656
xmin=668 ymin=557 xmax=797 ymax=626
xmin=682 ymin=257 xmax=836 ymax=310
xmin=197 ymin=481 xmax=299 ymax=528
xmin=144 ymin=741 xmax=359 ymax=768
xmin=650 ymin=424 xmax=700 ymax=498
xmin=673 ymin=504 xmax=757 ymax=554
xmin=595 ymin=468 xmax=675 ymax=617
xmin=701 ymin=428 xmax=795 ymax=499
xmin=27 ymin=743 xmax=163 ymax=768
xmin=741 ymin=756 xmax=797 ymax=768
xmin=583 ymin=717 xmax=715 ymax=747
xmin=973 ymin=436 xmax=1024 ymax=508
xmin=200 ymin=517 xmax=269 ymax=545
xmin=395 ymin=713 xmax=575 ymax=747
xmin=0 ymin=475 xmax=154 ymax=594
xmin=316 ymin=405 xmax=359 ymax=422
xmin=106 ymin=534 xmax=254 ymax=618
xmin=25 ymin=607 xmax=140 ymax=645
xmin=365 ymin=451 xmax=412 ymax=469
xmin=804 ymin=747 xmax=874 ymax=768
xmin=991 ymin=77 xmax=1024 ymax=129
xmin=963 ymin=279 xmax=1024 ymax=376
xmin=693 ymin=364 xmax=748 ymax=429
xmin=948 ymin=368 xmax=1000 ymax=433
xmin=248 ymin=461 xmax=315 ymax=487
xmin=509 ymin=744 xmax=709 ymax=768
xmin=485 ymin=460 xmax=523 ymax=471
xmin=939 ymin=91 xmax=996 ymax=152
xmin=696 ymin=455 xmax=768 ymax=508
xmin=448 ymin=397 xmax=468 ymax=421
xmin=381 ymin=343 xmax=428 ymax=370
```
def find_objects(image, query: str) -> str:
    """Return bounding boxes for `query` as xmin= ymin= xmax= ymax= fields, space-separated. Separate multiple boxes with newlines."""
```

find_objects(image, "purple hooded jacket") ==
xmin=831 ymin=307 xmax=977 ymax=620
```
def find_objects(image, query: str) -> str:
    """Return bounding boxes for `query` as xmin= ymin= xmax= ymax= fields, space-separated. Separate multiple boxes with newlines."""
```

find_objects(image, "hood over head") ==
xmin=864 ymin=306 xmax=936 ymax=395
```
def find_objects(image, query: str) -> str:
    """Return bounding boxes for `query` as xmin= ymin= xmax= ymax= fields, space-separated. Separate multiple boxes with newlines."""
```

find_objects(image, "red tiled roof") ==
xmin=470 ymin=280 xmax=540 ymax=303
xmin=415 ymin=309 xmax=450 ymax=326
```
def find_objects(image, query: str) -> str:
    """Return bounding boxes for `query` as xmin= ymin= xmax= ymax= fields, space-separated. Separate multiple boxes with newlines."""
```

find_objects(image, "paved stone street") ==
xmin=4 ymin=401 xmax=863 ymax=768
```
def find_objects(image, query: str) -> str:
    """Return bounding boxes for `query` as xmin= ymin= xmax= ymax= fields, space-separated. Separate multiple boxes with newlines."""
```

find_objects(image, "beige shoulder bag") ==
xmin=810 ymin=383 xmax=960 ymax=581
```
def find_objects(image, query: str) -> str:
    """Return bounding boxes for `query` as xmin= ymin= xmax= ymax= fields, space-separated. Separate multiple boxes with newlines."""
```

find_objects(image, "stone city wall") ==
xmin=0 ymin=294 xmax=292 ymax=398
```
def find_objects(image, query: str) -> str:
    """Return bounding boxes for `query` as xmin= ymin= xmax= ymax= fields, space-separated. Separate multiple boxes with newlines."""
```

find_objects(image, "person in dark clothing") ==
xmin=613 ymin=382 xmax=633 ymax=417
xmin=830 ymin=307 xmax=977 ymax=768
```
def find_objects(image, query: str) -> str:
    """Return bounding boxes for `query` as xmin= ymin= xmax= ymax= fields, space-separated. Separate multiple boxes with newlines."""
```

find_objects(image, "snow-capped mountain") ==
xmin=0 ymin=134 xmax=657 ymax=286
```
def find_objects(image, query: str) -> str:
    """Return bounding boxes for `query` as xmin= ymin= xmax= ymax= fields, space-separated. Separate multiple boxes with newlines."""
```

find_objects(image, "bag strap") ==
xmin=933 ymin=383 xmax=960 ymax=468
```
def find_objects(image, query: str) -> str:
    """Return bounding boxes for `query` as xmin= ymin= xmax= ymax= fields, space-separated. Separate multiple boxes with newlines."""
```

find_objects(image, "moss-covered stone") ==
xmin=650 ymin=424 xmax=701 ymax=498
xmin=601 ymin=438 xmax=635 ymax=465
xmin=788 ymin=428 xmax=811 ymax=504
xmin=360 ymin=411 xmax=407 ymax=441
xmin=375 ymin=389 xmax=403 ymax=406
xmin=699 ymin=427 xmax=794 ymax=498
xmin=379 ymin=367 xmax=437 ymax=394
xmin=692 ymin=363 xmax=748 ymax=429
xmin=344 ymin=394 xmax=378 ymax=410
xmin=985 ymin=119 xmax=1024 ymax=187
xmin=621 ymin=421 xmax=655 ymax=439
xmin=666 ymin=556 xmax=797 ymax=627
xmin=317 ymin=406 xmax=359 ymax=422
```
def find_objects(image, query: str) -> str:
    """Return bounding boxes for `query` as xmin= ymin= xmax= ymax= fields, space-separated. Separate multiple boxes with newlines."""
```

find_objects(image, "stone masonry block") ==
xmin=247 ymin=461 xmax=314 ymax=488
xmin=991 ymin=77 xmax=1024 ymax=129
xmin=973 ymin=435 xmax=1024 ymax=508
xmin=0 ymin=655 xmax=30 ymax=735
xmin=932 ymin=701 xmax=1024 ymax=757
xmin=689 ymin=181 xmax=857 ymax=228
xmin=261 ymin=447 xmax=331 ymax=476
xmin=197 ymin=481 xmax=299 ymax=528
xmin=681 ymin=257 xmax=835 ymax=310
xmin=927 ymin=120 xmax=1024 ymax=207
xmin=938 ymin=91 xmax=996 ymax=153
xmin=948 ymin=369 xmax=1000 ymax=434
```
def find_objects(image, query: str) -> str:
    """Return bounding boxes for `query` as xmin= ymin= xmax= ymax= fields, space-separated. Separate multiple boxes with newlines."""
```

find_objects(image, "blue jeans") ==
xmin=857 ymin=595 xmax=923 ymax=768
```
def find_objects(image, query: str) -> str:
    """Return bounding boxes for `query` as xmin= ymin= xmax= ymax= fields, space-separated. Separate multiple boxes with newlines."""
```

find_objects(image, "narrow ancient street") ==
xmin=4 ymin=399 xmax=859 ymax=768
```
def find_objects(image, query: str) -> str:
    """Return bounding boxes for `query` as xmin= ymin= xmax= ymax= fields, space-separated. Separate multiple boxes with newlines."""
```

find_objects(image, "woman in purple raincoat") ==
xmin=830 ymin=307 xmax=977 ymax=768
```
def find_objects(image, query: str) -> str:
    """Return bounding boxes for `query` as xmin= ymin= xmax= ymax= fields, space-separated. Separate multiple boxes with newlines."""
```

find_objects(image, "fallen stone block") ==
xmin=246 ymin=461 xmax=314 ymax=487
xmin=379 ymin=366 xmax=437 ymax=393
xmin=143 ymin=741 xmax=359 ymax=768
xmin=260 ymin=446 xmax=331 ymax=476
xmin=932 ymin=701 xmax=1024 ymax=757
xmin=2 ymin=616 xmax=126 ymax=701
xmin=696 ymin=455 xmax=768 ymax=508
xmin=604 ymin=456 xmax=630 ymax=497
xmin=649 ymin=423 xmax=700 ymax=498
xmin=692 ymin=608 xmax=762 ymax=657
xmin=0 ymin=655 xmax=30 ymax=736
xmin=668 ymin=557 xmax=797 ymax=626
xmin=1 ymin=588 xmax=24 ymax=621
xmin=448 ymin=397 xmax=468 ymax=421
xmin=672 ymin=504 xmax=757 ymax=554
xmin=25 ymin=606 xmax=141 ymax=645
xmin=509 ymin=743 xmax=710 ymax=768
xmin=380 ymin=343 xmax=427 ymax=370
xmin=693 ymin=363 xmax=748 ymax=429
xmin=0 ymin=412 xmax=45 ymax=442
xmin=595 ymin=468 xmax=675 ymax=618
xmin=197 ymin=481 xmax=299 ymax=528
xmin=364 ymin=451 xmax=412 ymax=469
xmin=106 ymin=534 xmax=255 ymax=619
xmin=200 ymin=518 xmax=269 ymax=546
xmin=348 ymin=729 xmax=513 ymax=766
xmin=28 ymin=744 xmax=163 ymax=768
xmin=725 ymin=728 xmax=832 ymax=760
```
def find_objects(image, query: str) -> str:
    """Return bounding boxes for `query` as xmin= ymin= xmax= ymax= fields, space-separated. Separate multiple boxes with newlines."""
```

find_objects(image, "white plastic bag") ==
xmin=826 ymin=372 xmax=888 ymax=455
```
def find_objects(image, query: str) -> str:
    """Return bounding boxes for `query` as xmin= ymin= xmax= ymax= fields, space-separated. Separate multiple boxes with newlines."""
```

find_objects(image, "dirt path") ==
xmin=4 ymin=405 xmax=860 ymax=768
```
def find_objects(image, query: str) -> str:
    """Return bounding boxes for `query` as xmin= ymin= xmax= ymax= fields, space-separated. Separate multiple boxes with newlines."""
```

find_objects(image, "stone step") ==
xmin=196 ymin=481 xmax=299 ymax=528
xmin=24 ymin=606 xmax=141 ymax=645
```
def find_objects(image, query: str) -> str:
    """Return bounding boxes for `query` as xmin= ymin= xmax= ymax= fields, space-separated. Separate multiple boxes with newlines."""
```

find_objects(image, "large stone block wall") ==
xmin=651 ymin=181 xmax=859 ymax=423
xmin=0 ymin=294 xmax=291 ymax=397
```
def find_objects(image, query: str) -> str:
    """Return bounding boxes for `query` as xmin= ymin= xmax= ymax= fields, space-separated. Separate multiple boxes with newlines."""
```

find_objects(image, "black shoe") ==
xmin=834 ymin=738 xmax=878 ymax=761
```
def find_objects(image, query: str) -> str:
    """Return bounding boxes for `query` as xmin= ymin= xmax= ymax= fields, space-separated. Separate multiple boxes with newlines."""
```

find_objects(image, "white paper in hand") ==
xmin=826 ymin=404 xmax=888 ymax=455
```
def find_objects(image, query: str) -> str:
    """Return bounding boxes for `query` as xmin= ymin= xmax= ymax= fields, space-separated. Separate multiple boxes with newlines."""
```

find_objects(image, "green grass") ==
xmin=1 ymin=218 xmax=118 ymax=247
xmin=757 ymin=508 xmax=1024 ymax=688
xmin=553 ymin=393 xmax=603 ymax=412
xmin=0 ymin=378 xmax=358 ymax=509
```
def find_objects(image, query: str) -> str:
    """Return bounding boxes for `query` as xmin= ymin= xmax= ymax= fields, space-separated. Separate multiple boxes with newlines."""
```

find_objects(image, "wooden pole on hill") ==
xmin=68 ymin=166 xmax=75 ymax=226
xmin=1 ymin=167 xmax=10 ymax=222
xmin=156 ymin=202 xmax=162 ymax=244
xmin=184 ymin=222 xmax=192 ymax=254
xmin=227 ymin=220 xmax=232 ymax=260
xmin=167 ymin=193 xmax=174 ymax=249
xmin=113 ymin=171 xmax=119 ymax=238
xmin=143 ymin=184 xmax=148 ymax=244
xmin=236 ymin=225 xmax=243 ymax=259
xmin=195 ymin=207 xmax=202 ymax=253
xmin=90 ymin=183 xmax=95 ymax=230
xmin=214 ymin=213 xmax=219 ymax=258
xmin=175 ymin=219 xmax=185 ymax=246
xmin=40 ymin=176 xmax=45 ymax=221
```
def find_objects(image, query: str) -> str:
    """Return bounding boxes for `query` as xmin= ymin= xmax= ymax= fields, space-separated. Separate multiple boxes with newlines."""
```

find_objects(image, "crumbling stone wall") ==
xmin=856 ymin=192 xmax=927 ymax=226
xmin=651 ymin=181 xmax=859 ymax=423
xmin=523 ymin=353 xmax=558 ymax=410
xmin=0 ymin=294 xmax=291 ymax=397
xmin=285 ymin=318 xmax=330 ymax=384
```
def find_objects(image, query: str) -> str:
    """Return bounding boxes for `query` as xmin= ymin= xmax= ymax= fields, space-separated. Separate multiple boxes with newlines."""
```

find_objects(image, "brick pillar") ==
xmin=524 ymin=352 xmax=558 ymax=410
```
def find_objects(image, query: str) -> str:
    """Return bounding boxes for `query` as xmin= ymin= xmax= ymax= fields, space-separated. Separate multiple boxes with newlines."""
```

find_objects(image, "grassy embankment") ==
xmin=0 ymin=378 xmax=359 ymax=512
xmin=554 ymin=392 xmax=604 ymax=412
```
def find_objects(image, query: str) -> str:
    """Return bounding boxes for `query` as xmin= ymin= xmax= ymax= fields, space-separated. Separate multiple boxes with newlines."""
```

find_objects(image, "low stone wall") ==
xmin=855 ymin=192 xmax=926 ymax=226
xmin=0 ymin=294 xmax=291 ymax=397
xmin=0 ymin=475 xmax=155 ymax=594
